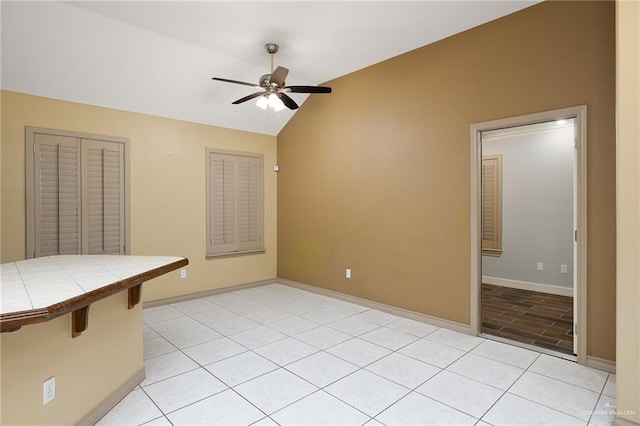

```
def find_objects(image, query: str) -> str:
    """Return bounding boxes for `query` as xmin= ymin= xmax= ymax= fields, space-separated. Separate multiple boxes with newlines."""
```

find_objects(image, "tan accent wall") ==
xmin=277 ymin=1 xmax=616 ymax=360
xmin=616 ymin=0 xmax=640 ymax=421
xmin=1 ymin=90 xmax=278 ymax=301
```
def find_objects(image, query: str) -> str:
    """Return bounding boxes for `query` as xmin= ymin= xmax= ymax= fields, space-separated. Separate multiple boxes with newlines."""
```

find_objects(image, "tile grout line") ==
xmin=484 ymin=352 xmax=599 ymax=423
xmin=475 ymin=352 xmax=539 ymax=422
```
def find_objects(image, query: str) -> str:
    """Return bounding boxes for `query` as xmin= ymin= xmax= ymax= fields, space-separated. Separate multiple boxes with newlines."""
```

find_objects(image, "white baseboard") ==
xmin=278 ymin=278 xmax=471 ymax=335
xmin=586 ymin=355 xmax=616 ymax=373
xmin=75 ymin=368 xmax=145 ymax=426
xmin=482 ymin=276 xmax=573 ymax=297
xmin=143 ymin=278 xmax=278 ymax=308
xmin=614 ymin=416 xmax=640 ymax=426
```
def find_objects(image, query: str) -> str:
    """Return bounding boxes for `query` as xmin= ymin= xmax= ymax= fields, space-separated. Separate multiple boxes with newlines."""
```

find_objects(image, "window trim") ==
xmin=25 ymin=126 xmax=131 ymax=258
xmin=205 ymin=147 xmax=264 ymax=258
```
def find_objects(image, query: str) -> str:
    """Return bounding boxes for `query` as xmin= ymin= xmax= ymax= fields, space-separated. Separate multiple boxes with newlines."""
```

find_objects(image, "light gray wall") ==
xmin=482 ymin=122 xmax=574 ymax=288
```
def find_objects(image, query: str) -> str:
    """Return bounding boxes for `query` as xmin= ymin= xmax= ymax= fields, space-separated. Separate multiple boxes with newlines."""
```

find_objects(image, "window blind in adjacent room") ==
xmin=482 ymin=154 xmax=503 ymax=256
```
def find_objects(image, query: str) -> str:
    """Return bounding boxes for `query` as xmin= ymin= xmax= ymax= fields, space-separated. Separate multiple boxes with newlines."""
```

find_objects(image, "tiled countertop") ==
xmin=1 ymin=255 xmax=188 ymax=333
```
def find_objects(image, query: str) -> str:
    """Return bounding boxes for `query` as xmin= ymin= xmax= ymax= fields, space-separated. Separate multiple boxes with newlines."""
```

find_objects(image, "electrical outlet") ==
xmin=561 ymin=264 xmax=568 ymax=274
xmin=43 ymin=377 xmax=55 ymax=405
xmin=345 ymin=268 xmax=351 ymax=279
xmin=537 ymin=262 xmax=544 ymax=271
xmin=180 ymin=269 xmax=187 ymax=279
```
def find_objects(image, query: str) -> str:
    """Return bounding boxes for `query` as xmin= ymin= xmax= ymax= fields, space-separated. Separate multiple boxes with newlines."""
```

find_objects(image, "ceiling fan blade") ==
xmin=232 ymin=92 xmax=265 ymax=104
xmin=270 ymin=66 xmax=289 ymax=87
xmin=284 ymin=85 xmax=332 ymax=94
xmin=278 ymin=93 xmax=299 ymax=110
xmin=212 ymin=77 xmax=260 ymax=88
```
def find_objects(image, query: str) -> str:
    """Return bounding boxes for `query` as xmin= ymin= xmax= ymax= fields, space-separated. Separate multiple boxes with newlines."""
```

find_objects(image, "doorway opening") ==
xmin=470 ymin=106 xmax=587 ymax=364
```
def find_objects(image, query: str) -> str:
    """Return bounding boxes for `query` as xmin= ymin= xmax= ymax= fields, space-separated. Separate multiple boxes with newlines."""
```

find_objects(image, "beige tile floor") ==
xmin=97 ymin=283 xmax=616 ymax=425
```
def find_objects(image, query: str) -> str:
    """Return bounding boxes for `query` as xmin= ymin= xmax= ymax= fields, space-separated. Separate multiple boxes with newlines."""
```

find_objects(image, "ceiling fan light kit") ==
xmin=212 ymin=43 xmax=332 ymax=112
xmin=256 ymin=95 xmax=269 ymax=110
xmin=257 ymin=93 xmax=285 ymax=111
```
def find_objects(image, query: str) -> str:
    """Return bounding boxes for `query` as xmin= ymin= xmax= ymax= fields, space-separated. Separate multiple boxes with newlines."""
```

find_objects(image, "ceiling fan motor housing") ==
xmin=259 ymin=74 xmax=272 ymax=88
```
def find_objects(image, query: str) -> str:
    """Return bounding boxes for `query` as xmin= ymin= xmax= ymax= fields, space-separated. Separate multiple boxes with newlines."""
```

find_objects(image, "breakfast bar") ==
xmin=0 ymin=255 xmax=188 ymax=425
xmin=1 ymin=255 xmax=188 ymax=335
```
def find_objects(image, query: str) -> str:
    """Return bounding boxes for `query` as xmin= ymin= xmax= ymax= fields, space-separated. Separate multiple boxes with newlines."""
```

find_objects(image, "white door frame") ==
xmin=469 ymin=105 xmax=587 ymax=365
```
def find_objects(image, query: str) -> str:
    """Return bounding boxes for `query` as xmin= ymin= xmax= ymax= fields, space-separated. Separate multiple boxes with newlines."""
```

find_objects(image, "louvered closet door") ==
xmin=83 ymin=139 xmax=125 ymax=254
xmin=210 ymin=153 xmax=237 ymax=254
xmin=33 ymin=134 xmax=81 ymax=257
xmin=237 ymin=156 xmax=263 ymax=252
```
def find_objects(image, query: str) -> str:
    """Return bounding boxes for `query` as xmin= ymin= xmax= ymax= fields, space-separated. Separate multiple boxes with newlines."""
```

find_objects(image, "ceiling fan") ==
xmin=212 ymin=43 xmax=332 ymax=111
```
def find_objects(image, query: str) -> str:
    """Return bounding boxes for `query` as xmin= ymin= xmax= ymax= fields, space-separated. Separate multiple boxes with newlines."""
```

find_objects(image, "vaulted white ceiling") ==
xmin=1 ymin=1 xmax=539 ymax=135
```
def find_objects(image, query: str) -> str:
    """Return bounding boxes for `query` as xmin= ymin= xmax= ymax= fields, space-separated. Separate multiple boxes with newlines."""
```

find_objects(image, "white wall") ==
xmin=482 ymin=122 xmax=574 ymax=289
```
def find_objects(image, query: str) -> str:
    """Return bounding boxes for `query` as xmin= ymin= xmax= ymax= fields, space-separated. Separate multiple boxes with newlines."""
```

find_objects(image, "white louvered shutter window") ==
xmin=26 ymin=127 xmax=129 ymax=258
xmin=237 ymin=155 xmax=263 ymax=252
xmin=207 ymin=149 xmax=263 ymax=256
xmin=210 ymin=153 xmax=238 ymax=255
xmin=482 ymin=155 xmax=503 ymax=256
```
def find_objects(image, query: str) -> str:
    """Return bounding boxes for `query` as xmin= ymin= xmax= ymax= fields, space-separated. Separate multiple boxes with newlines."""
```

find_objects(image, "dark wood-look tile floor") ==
xmin=481 ymin=283 xmax=574 ymax=355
